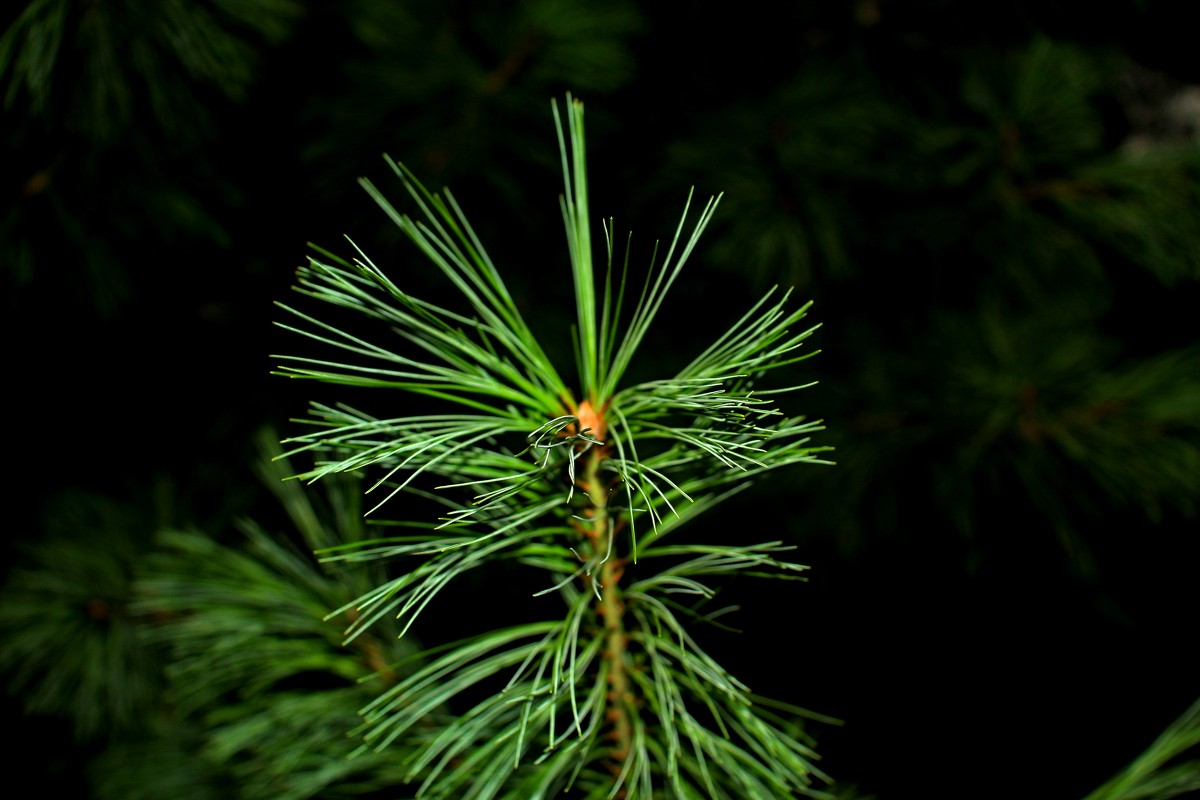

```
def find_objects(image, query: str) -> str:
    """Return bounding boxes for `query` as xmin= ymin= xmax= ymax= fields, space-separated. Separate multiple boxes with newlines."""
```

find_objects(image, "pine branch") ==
xmin=130 ymin=434 xmax=423 ymax=799
xmin=277 ymin=94 xmax=835 ymax=796
xmin=1084 ymin=696 xmax=1200 ymax=800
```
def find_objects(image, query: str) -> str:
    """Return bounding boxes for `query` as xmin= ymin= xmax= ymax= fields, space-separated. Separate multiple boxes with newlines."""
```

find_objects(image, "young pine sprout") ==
xmin=275 ymin=94 xmax=835 ymax=799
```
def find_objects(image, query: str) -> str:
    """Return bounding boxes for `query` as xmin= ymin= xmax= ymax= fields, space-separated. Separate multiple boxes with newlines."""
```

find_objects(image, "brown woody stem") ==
xmin=583 ymin=441 xmax=633 ymax=766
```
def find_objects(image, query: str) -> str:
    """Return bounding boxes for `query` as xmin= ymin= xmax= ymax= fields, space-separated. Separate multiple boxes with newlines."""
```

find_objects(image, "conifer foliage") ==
xmin=3 ymin=2 xmax=1200 ymax=798
xmin=274 ymin=95 xmax=834 ymax=797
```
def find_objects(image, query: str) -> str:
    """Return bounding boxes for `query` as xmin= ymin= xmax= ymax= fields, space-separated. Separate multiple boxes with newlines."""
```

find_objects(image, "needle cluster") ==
xmin=276 ymin=95 xmax=834 ymax=798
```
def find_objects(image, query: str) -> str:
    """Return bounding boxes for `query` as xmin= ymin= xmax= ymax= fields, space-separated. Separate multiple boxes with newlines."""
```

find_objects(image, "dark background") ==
xmin=4 ymin=1 xmax=1198 ymax=797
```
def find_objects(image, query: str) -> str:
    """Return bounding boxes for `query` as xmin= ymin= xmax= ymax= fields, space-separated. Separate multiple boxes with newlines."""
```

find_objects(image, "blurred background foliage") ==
xmin=2 ymin=1 xmax=1198 ymax=797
